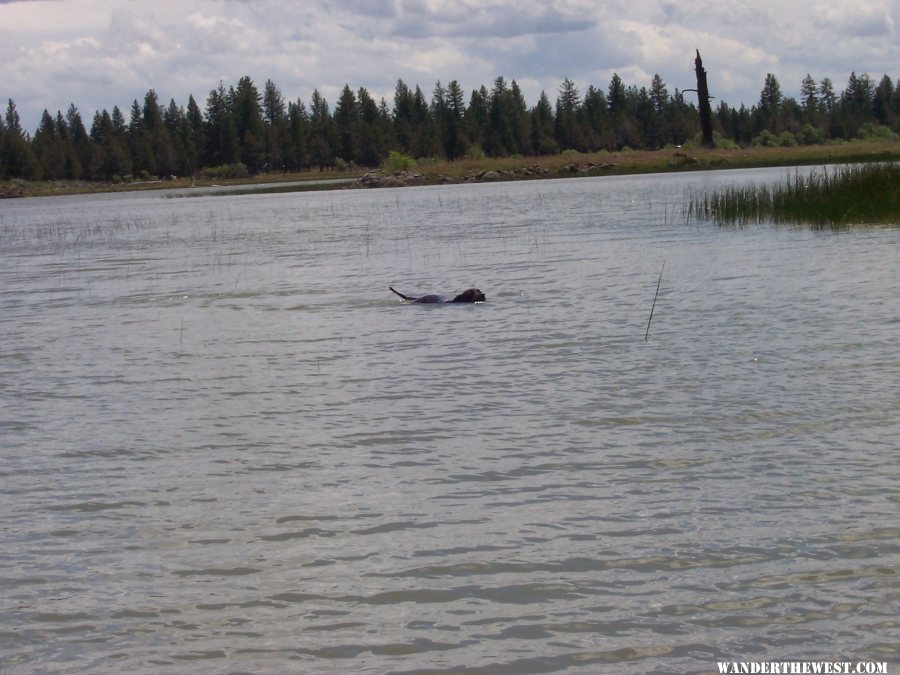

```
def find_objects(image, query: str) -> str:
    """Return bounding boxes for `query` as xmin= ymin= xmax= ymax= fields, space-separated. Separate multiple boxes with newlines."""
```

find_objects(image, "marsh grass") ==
xmin=686 ymin=163 xmax=900 ymax=228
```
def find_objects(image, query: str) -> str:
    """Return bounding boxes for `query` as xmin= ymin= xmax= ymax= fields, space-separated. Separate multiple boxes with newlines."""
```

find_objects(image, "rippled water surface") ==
xmin=1 ymin=169 xmax=898 ymax=673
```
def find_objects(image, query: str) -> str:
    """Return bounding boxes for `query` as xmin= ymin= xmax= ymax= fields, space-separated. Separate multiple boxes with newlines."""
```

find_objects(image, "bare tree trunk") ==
xmin=695 ymin=50 xmax=714 ymax=148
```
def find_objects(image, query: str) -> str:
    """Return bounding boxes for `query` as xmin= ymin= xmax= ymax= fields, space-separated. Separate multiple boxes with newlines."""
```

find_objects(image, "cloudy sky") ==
xmin=2 ymin=0 xmax=898 ymax=133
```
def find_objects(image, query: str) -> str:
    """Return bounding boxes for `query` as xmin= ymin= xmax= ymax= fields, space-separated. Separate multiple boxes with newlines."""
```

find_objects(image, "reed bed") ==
xmin=685 ymin=162 xmax=900 ymax=228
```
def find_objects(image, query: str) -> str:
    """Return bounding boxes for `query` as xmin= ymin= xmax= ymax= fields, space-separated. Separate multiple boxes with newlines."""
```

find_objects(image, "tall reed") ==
xmin=686 ymin=163 xmax=900 ymax=228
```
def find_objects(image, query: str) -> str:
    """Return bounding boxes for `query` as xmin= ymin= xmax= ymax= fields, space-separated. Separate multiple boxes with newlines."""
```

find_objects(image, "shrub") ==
xmin=797 ymin=124 xmax=826 ymax=145
xmin=856 ymin=122 xmax=899 ymax=141
xmin=713 ymin=132 xmax=739 ymax=150
xmin=383 ymin=150 xmax=416 ymax=173
xmin=683 ymin=131 xmax=739 ymax=149
xmin=777 ymin=131 xmax=798 ymax=147
xmin=751 ymin=130 xmax=779 ymax=147
xmin=535 ymin=137 xmax=559 ymax=155
xmin=201 ymin=163 xmax=249 ymax=179
xmin=466 ymin=144 xmax=485 ymax=161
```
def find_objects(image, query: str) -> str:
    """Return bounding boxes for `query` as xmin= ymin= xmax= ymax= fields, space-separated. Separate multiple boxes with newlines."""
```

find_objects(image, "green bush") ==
xmin=751 ymin=130 xmax=779 ymax=148
xmin=535 ymin=137 xmax=559 ymax=155
xmin=713 ymin=132 xmax=739 ymax=150
xmin=856 ymin=123 xmax=899 ymax=141
xmin=777 ymin=131 xmax=798 ymax=147
xmin=466 ymin=144 xmax=485 ymax=160
xmin=683 ymin=131 xmax=739 ymax=150
xmin=201 ymin=163 xmax=249 ymax=179
xmin=383 ymin=150 xmax=416 ymax=173
xmin=797 ymin=124 xmax=826 ymax=145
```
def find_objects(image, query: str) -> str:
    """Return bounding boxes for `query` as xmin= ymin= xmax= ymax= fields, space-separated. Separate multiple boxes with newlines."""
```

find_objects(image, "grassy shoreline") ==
xmin=3 ymin=140 xmax=900 ymax=199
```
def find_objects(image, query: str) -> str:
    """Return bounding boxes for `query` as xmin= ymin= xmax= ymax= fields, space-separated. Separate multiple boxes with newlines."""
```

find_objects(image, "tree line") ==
xmin=2 ymin=68 xmax=899 ymax=182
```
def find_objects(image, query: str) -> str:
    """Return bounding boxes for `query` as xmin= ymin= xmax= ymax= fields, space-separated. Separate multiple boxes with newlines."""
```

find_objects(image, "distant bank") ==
xmin=3 ymin=140 xmax=899 ymax=199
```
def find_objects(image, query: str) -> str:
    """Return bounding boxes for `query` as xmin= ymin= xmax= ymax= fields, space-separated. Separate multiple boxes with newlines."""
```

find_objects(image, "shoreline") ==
xmin=3 ymin=141 xmax=900 ymax=199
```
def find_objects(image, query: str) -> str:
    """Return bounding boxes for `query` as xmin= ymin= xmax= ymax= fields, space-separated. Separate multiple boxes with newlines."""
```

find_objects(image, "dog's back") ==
xmin=390 ymin=287 xmax=485 ymax=304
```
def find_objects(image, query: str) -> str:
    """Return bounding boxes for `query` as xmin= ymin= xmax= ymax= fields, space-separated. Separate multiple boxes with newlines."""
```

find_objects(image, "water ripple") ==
xmin=1 ymin=172 xmax=898 ymax=672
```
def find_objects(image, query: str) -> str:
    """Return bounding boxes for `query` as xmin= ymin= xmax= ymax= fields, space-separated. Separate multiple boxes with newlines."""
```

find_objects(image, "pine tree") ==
xmin=530 ymin=91 xmax=557 ymax=155
xmin=2 ymin=99 xmax=37 ymax=179
xmin=606 ymin=73 xmax=635 ymax=149
xmin=286 ymin=99 xmax=310 ymax=171
xmin=430 ymin=80 xmax=448 ymax=160
xmin=555 ymin=78 xmax=582 ymax=151
xmin=410 ymin=85 xmax=435 ymax=158
xmin=797 ymin=74 xmax=822 ymax=132
xmin=818 ymin=78 xmax=836 ymax=113
xmin=464 ymin=86 xmax=490 ymax=156
xmin=262 ymin=79 xmax=287 ymax=172
xmin=892 ymin=77 xmax=900 ymax=132
xmin=89 ymin=109 xmax=130 ymax=180
xmin=607 ymin=74 xmax=626 ymax=116
xmin=580 ymin=85 xmax=608 ymax=151
xmin=650 ymin=74 xmax=669 ymax=114
xmin=52 ymin=109 xmax=81 ymax=179
xmin=486 ymin=76 xmax=524 ymax=157
xmin=840 ymin=71 xmax=874 ymax=136
xmin=309 ymin=89 xmax=336 ymax=170
xmin=647 ymin=75 xmax=670 ymax=148
xmin=184 ymin=95 xmax=203 ymax=176
xmin=757 ymin=73 xmax=783 ymax=132
xmin=161 ymin=101 xmax=186 ymax=176
xmin=668 ymin=89 xmax=700 ymax=146
xmin=262 ymin=79 xmax=286 ymax=125
xmin=800 ymin=74 xmax=818 ymax=113
xmin=112 ymin=106 xmax=127 ymax=134
xmin=0 ymin=110 xmax=5 ymax=175
xmin=334 ymin=84 xmax=359 ymax=165
xmin=357 ymin=86 xmax=385 ymax=167
xmin=633 ymin=86 xmax=657 ymax=149
xmin=392 ymin=79 xmax=415 ymax=155
xmin=66 ymin=103 xmax=97 ymax=179
xmin=204 ymin=83 xmax=239 ymax=167
xmin=443 ymin=80 xmax=468 ymax=160
xmin=163 ymin=99 xmax=181 ymax=135
xmin=377 ymin=98 xmax=395 ymax=158
xmin=33 ymin=109 xmax=64 ymax=179
xmin=508 ymin=80 xmax=531 ymax=155
xmin=872 ymin=74 xmax=893 ymax=127
xmin=232 ymin=76 xmax=265 ymax=172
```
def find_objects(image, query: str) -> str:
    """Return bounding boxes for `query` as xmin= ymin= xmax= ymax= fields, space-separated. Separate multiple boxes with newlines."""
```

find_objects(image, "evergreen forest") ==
xmin=2 ymin=69 xmax=899 ymax=182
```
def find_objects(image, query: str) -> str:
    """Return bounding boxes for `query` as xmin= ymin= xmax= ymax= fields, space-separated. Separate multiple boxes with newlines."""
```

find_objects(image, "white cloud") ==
xmin=1 ymin=0 xmax=898 ymax=133
xmin=814 ymin=0 xmax=895 ymax=37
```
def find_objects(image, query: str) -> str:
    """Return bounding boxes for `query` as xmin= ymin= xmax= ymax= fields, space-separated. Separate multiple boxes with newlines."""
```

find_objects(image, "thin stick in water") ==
xmin=645 ymin=261 xmax=665 ymax=342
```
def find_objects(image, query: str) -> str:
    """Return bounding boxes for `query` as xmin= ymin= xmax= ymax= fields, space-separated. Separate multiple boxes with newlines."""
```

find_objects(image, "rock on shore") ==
xmin=356 ymin=164 xmax=555 ymax=188
xmin=358 ymin=170 xmax=425 ymax=188
xmin=0 ymin=183 xmax=26 ymax=198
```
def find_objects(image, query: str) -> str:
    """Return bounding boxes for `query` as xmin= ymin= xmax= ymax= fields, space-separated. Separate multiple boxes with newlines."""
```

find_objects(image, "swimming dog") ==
xmin=390 ymin=287 xmax=485 ymax=303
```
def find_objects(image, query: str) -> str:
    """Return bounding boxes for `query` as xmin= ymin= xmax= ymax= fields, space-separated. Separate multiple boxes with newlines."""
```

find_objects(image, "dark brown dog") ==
xmin=390 ymin=287 xmax=485 ymax=304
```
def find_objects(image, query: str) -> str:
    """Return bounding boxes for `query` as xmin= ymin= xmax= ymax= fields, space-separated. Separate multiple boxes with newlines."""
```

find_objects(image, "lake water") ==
xmin=1 ymin=168 xmax=898 ymax=674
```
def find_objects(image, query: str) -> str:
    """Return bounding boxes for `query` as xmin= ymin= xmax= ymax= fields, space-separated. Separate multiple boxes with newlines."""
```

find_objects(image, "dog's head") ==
xmin=453 ymin=288 xmax=486 ymax=303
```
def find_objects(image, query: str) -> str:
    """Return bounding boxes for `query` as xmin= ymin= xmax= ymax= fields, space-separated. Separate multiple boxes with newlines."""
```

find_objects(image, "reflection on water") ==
xmin=1 ymin=168 xmax=898 ymax=672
